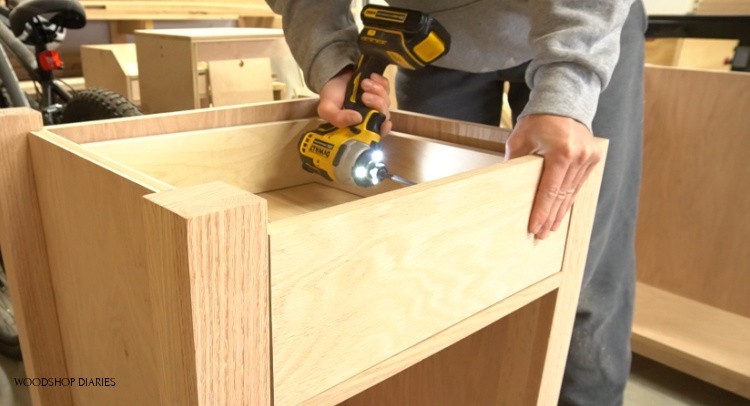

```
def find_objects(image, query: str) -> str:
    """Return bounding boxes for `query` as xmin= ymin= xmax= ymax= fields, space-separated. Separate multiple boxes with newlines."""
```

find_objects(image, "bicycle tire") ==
xmin=0 ymin=257 xmax=21 ymax=361
xmin=60 ymin=87 xmax=141 ymax=123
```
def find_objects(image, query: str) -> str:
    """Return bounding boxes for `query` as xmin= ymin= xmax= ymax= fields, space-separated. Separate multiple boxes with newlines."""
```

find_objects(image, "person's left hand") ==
xmin=504 ymin=114 xmax=603 ymax=240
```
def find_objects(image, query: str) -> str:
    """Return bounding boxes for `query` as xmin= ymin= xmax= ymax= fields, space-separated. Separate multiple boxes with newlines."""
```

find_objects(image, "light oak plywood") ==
xmin=136 ymin=34 xmax=199 ymax=114
xmin=637 ymin=66 xmax=750 ymax=317
xmin=342 ymin=291 xmax=558 ymax=406
xmin=81 ymin=44 xmax=140 ymax=102
xmin=81 ymin=122 xmax=504 ymax=198
xmin=0 ymin=109 xmax=71 ymax=406
xmin=632 ymin=283 xmax=750 ymax=398
xmin=634 ymin=65 xmax=750 ymax=399
xmin=49 ymin=98 xmax=319 ymax=144
xmin=306 ymin=273 xmax=563 ymax=405
xmin=28 ymin=129 xmax=170 ymax=406
xmin=82 ymin=120 xmax=321 ymax=193
xmin=207 ymin=58 xmax=274 ymax=106
xmin=258 ymin=183 xmax=363 ymax=221
xmin=391 ymin=110 xmax=509 ymax=153
xmin=268 ymin=156 xmax=571 ymax=405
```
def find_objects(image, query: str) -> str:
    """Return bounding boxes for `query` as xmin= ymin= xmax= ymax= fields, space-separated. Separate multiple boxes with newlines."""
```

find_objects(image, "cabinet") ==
xmin=0 ymin=100 xmax=606 ymax=405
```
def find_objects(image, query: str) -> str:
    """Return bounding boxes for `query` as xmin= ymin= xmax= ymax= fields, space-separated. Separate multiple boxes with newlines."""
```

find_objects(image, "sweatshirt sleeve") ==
xmin=265 ymin=0 xmax=359 ymax=93
xmin=519 ymin=0 xmax=635 ymax=131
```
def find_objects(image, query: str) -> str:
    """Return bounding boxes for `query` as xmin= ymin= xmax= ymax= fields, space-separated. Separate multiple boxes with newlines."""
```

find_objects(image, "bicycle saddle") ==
xmin=9 ymin=0 xmax=86 ymax=37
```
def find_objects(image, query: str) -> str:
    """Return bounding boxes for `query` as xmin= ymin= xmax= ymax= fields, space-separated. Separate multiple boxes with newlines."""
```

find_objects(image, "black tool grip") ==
xmin=343 ymin=54 xmax=389 ymax=117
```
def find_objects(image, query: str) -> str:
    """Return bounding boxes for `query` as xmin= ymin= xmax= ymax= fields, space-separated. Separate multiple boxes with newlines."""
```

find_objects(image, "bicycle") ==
xmin=0 ymin=0 xmax=142 ymax=360
xmin=0 ymin=0 xmax=141 ymax=124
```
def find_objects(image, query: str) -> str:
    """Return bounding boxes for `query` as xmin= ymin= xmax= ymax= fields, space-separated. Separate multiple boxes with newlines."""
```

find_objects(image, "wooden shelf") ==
xmin=632 ymin=283 xmax=750 ymax=398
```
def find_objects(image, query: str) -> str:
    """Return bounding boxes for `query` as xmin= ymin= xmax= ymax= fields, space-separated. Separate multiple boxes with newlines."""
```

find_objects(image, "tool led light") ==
xmin=371 ymin=149 xmax=384 ymax=163
xmin=354 ymin=166 xmax=368 ymax=178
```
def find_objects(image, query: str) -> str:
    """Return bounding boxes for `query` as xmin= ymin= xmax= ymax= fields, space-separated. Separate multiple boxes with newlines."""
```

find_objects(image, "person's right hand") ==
xmin=317 ymin=68 xmax=393 ymax=136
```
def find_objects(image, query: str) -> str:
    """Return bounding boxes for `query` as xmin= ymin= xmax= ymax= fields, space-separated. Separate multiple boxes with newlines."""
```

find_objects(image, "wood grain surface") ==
xmin=49 ymin=98 xmax=318 ymax=144
xmin=28 ymin=129 xmax=170 ymax=405
xmin=82 ymin=120 xmax=321 ymax=193
xmin=632 ymin=283 xmax=750 ymax=398
xmin=307 ymin=274 xmax=562 ymax=405
xmin=636 ymin=66 xmax=750 ymax=317
xmin=342 ymin=291 xmax=558 ymax=406
xmin=143 ymin=182 xmax=272 ymax=405
xmin=634 ymin=65 xmax=750 ymax=399
xmin=268 ymin=156 xmax=571 ymax=405
xmin=0 ymin=109 xmax=71 ymax=406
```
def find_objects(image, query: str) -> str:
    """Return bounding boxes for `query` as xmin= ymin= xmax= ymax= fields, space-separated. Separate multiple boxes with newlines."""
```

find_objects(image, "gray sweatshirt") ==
xmin=265 ymin=0 xmax=636 ymax=130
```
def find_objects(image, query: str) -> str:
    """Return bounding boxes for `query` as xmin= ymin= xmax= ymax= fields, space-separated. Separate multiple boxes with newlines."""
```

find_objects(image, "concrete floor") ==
xmin=1 ymin=352 xmax=748 ymax=405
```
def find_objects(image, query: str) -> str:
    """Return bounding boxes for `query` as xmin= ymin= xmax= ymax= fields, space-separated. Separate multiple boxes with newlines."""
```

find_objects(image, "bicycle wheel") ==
xmin=0 ymin=253 xmax=21 ymax=361
xmin=60 ymin=87 xmax=141 ymax=123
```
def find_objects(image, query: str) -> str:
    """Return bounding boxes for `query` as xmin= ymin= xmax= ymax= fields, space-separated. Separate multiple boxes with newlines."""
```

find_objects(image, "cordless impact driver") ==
xmin=298 ymin=5 xmax=451 ymax=187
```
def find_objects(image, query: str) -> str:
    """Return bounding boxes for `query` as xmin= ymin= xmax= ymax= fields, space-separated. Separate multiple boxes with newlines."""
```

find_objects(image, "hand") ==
xmin=317 ymin=69 xmax=393 ymax=135
xmin=504 ymin=114 xmax=603 ymax=240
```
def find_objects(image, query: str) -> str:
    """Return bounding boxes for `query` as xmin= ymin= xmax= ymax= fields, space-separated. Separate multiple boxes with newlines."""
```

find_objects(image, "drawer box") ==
xmin=0 ymin=99 xmax=606 ymax=405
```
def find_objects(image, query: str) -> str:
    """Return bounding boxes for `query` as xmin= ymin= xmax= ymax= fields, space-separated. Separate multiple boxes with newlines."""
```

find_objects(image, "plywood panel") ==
xmin=136 ymin=34 xmax=198 ymax=113
xmin=342 ymin=291 xmax=557 ymax=406
xmin=258 ymin=183 xmax=363 ymax=221
xmin=207 ymin=58 xmax=274 ymax=106
xmin=81 ymin=44 xmax=139 ymax=101
xmin=0 ymin=109 xmax=71 ymax=406
xmin=304 ymin=273 xmax=562 ymax=405
xmin=28 ymin=130 xmax=170 ymax=406
xmin=49 ymin=98 xmax=318 ymax=144
xmin=391 ymin=110 xmax=509 ymax=152
xmin=82 ymin=120 xmax=321 ymax=192
xmin=636 ymin=66 xmax=750 ymax=317
xmin=269 ymin=156 xmax=571 ymax=405
xmin=81 ymin=121 xmax=504 ymax=197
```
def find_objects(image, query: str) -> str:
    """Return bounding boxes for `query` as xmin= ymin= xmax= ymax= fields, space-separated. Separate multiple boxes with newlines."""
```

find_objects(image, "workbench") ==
xmin=0 ymin=99 xmax=606 ymax=405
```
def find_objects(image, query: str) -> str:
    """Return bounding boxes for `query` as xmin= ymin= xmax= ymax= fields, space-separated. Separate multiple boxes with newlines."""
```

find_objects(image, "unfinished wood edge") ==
xmin=390 ymin=109 xmax=509 ymax=152
xmin=143 ymin=182 xmax=272 ymax=405
xmin=47 ymin=98 xmax=319 ymax=143
xmin=535 ymin=139 xmax=609 ymax=405
xmin=302 ymin=273 xmax=563 ymax=405
xmin=0 ymin=108 xmax=73 ymax=406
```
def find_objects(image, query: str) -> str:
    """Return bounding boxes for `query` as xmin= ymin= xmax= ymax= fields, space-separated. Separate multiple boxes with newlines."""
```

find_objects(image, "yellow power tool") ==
xmin=298 ymin=5 xmax=451 ymax=187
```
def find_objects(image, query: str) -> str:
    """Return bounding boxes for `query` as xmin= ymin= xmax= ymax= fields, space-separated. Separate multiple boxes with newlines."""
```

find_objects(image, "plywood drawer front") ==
xmin=269 ymin=157 xmax=570 ymax=405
